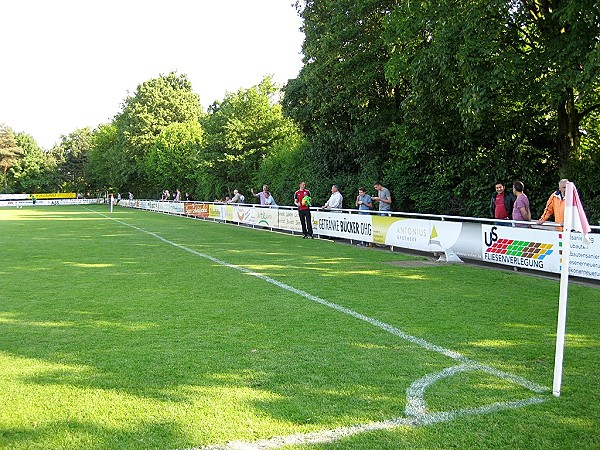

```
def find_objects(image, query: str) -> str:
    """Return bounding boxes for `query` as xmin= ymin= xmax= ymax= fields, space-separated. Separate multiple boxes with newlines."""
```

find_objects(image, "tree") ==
xmin=11 ymin=132 xmax=56 ymax=193
xmin=51 ymin=128 xmax=92 ymax=193
xmin=0 ymin=124 xmax=23 ymax=192
xmin=254 ymin=134 xmax=310 ymax=207
xmin=144 ymin=121 xmax=205 ymax=195
xmin=520 ymin=0 xmax=600 ymax=174
xmin=113 ymin=72 xmax=203 ymax=193
xmin=283 ymin=0 xmax=403 ymax=192
xmin=86 ymin=123 xmax=121 ymax=194
xmin=200 ymin=77 xmax=300 ymax=200
xmin=383 ymin=0 xmax=600 ymax=216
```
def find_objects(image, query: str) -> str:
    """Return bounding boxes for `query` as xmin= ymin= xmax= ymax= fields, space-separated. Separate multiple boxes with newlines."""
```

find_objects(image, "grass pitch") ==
xmin=0 ymin=205 xmax=599 ymax=449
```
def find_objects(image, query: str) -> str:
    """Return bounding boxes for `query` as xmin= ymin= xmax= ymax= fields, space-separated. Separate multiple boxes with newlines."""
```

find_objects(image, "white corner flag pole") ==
xmin=553 ymin=182 xmax=574 ymax=397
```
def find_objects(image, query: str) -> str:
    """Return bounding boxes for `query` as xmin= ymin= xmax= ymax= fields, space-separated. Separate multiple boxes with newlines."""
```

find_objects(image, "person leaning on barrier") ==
xmin=537 ymin=179 xmax=568 ymax=230
xmin=264 ymin=191 xmax=277 ymax=206
xmin=323 ymin=185 xmax=343 ymax=210
xmin=356 ymin=187 xmax=372 ymax=212
xmin=372 ymin=181 xmax=392 ymax=215
xmin=490 ymin=181 xmax=516 ymax=221
xmin=355 ymin=187 xmax=373 ymax=246
xmin=229 ymin=189 xmax=242 ymax=203
xmin=512 ymin=180 xmax=531 ymax=227
xmin=251 ymin=185 xmax=270 ymax=205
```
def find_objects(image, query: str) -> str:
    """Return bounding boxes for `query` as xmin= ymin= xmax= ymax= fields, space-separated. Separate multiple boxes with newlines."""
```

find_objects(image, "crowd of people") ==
xmin=148 ymin=178 xmax=569 ymax=233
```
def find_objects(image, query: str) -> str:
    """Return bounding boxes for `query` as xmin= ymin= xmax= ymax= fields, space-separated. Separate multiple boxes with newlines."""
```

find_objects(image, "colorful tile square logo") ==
xmin=486 ymin=239 xmax=554 ymax=259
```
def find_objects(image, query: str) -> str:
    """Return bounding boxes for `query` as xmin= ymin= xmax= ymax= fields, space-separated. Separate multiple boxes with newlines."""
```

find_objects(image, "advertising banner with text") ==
xmin=278 ymin=208 xmax=304 ymax=233
xmin=563 ymin=231 xmax=600 ymax=280
xmin=231 ymin=205 xmax=257 ymax=225
xmin=481 ymin=225 xmax=559 ymax=273
xmin=184 ymin=202 xmax=210 ymax=218
xmin=251 ymin=207 xmax=278 ymax=228
xmin=314 ymin=211 xmax=373 ymax=241
xmin=208 ymin=204 xmax=225 ymax=220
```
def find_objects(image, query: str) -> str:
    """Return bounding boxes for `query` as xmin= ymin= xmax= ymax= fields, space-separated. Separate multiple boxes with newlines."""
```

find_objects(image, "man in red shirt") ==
xmin=489 ymin=181 xmax=516 ymax=221
xmin=294 ymin=181 xmax=314 ymax=238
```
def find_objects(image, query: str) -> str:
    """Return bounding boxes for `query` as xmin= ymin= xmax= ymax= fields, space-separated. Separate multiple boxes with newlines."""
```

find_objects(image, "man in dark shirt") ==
xmin=489 ymin=181 xmax=516 ymax=220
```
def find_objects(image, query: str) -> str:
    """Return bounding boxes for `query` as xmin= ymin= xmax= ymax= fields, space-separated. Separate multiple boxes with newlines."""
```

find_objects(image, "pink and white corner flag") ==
xmin=566 ymin=182 xmax=591 ymax=247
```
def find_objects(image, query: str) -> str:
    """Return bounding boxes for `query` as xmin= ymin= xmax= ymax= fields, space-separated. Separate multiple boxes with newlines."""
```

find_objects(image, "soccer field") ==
xmin=1 ymin=205 xmax=599 ymax=449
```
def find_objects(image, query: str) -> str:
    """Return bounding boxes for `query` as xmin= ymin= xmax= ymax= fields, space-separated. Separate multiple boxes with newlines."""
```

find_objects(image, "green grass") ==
xmin=0 ymin=205 xmax=599 ymax=449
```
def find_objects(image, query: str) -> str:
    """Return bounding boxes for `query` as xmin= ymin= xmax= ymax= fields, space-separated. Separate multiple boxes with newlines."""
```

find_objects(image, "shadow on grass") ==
xmin=0 ymin=418 xmax=187 ymax=450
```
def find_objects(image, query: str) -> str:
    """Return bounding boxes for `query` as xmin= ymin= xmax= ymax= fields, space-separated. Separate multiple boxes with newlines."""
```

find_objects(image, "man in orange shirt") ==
xmin=537 ymin=179 xmax=568 ymax=230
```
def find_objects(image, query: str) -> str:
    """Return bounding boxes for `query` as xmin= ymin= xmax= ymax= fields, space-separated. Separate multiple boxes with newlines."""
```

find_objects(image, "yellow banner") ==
xmin=371 ymin=215 xmax=402 ymax=244
xmin=30 ymin=193 xmax=77 ymax=199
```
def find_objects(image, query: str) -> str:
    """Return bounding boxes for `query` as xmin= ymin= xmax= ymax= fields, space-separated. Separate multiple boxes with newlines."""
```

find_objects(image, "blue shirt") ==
xmin=358 ymin=194 xmax=372 ymax=211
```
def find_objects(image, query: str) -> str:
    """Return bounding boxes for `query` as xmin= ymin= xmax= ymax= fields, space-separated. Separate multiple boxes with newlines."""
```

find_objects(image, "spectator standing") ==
xmin=537 ymin=179 xmax=568 ymax=230
xmin=251 ymin=185 xmax=270 ymax=205
xmin=512 ymin=181 xmax=531 ymax=227
xmin=355 ymin=187 xmax=372 ymax=246
xmin=264 ymin=191 xmax=277 ymax=206
xmin=229 ymin=189 xmax=242 ymax=203
xmin=323 ymin=185 xmax=343 ymax=210
xmin=294 ymin=181 xmax=314 ymax=239
xmin=372 ymin=181 xmax=392 ymax=214
xmin=490 ymin=181 xmax=516 ymax=220
xmin=356 ymin=188 xmax=373 ymax=212
xmin=174 ymin=189 xmax=181 ymax=202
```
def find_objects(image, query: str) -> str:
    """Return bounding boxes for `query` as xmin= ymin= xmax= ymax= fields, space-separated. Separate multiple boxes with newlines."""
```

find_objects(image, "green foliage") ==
xmin=51 ymin=128 xmax=92 ymax=194
xmin=144 ymin=121 xmax=204 ymax=195
xmin=382 ymin=0 xmax=600 ymax=218
xmin=0 ymin=124 xmax=23 ymax=192
xmin=113 ymin=72 xmax=203 ymax=193
xmin=253 ymin=134 xmax=309 ymax=206
xmin=86 ymin=123 xmax=121 ymax=194
xmin=283 ymin=0 xmax=402 ymax=185
xmin=568 ymin=109 xmax=600 ymax=224
xmin=13 ymin=0 xmax=597 ymax=220
xmin=198 ymin=77 xmax=300 ymax=200
xmin=11 ymin=132 xmax=58 ymax=193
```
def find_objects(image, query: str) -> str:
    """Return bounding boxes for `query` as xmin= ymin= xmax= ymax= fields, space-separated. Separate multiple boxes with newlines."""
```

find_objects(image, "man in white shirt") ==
xmin=324 ymin=185 xmax=343 ymax=210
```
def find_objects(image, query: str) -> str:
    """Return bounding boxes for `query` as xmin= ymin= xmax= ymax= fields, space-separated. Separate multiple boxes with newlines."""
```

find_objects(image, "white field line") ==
xmin=198 ymin=397 xmax=545 ymax=450
xmin=92 ymin=210 xmax=550 ymax=449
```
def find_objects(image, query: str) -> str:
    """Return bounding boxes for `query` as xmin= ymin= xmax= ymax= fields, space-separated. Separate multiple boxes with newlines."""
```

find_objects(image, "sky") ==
xmin=0 ymin=0 xmax=305 ymax=149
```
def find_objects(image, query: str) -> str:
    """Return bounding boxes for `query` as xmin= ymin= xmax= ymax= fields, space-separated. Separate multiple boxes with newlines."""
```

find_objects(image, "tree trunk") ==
xmin=556 ymin=87 xmax=579 ymax=177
